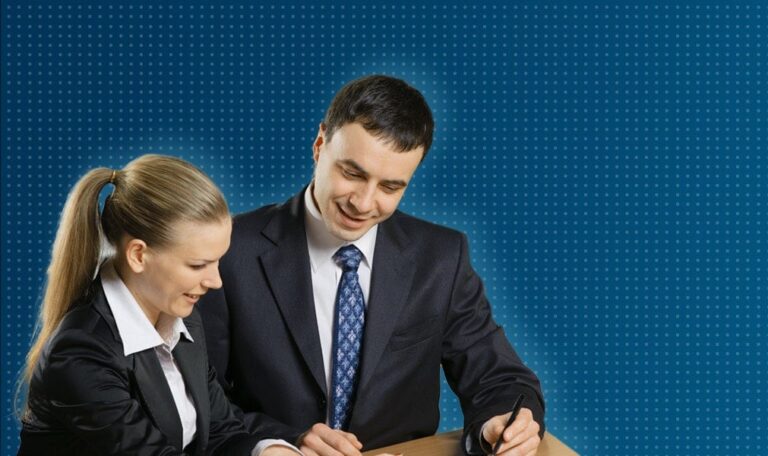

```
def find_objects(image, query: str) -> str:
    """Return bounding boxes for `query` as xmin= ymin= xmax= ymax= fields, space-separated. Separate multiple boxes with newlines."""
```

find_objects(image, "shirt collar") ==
xmin=100 ymin=261 xmax=193 ymax=356
xmin=304 ymin=184 xmax=377 ymax=272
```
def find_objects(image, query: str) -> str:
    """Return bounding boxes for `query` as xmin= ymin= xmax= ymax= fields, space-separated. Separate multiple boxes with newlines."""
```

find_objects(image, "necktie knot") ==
xmin=333 ymin=245 xmax=363 ymax=272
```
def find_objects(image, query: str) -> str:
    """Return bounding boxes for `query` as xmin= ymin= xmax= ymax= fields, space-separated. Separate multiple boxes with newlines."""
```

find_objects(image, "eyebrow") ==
xmin=337 ymin=159 xmax=408 ymax=188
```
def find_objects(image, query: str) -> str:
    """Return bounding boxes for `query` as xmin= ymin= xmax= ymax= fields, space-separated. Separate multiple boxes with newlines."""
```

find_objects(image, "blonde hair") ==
xmin=22 ymin=154 xmax=228 ymax=385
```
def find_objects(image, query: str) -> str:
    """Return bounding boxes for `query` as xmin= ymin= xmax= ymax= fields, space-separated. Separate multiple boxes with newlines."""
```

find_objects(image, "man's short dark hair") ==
xmin=323 ymin=75 xmax=434 ymax=157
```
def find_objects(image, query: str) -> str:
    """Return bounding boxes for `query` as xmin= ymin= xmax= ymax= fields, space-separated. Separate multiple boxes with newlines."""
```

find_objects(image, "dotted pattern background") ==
xmin=2 ymin=3 xmax=766 ymax=455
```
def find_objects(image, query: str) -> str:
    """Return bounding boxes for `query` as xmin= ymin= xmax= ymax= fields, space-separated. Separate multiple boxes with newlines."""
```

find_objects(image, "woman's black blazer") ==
xmin=18 ymin=281 xmax=264 ymax=455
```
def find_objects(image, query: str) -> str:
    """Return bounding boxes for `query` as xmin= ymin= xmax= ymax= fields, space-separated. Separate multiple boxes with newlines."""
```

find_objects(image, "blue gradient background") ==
xmin=2 ymin=2 xmax=766 ymax=455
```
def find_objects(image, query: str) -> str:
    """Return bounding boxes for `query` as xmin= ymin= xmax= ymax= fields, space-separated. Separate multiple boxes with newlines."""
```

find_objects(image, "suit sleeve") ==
xmin=199 ymin=287 xmax=305 ymax=444
xmin=204 ymin=362 xmax=269 ymax=455
xmin=192 ymin=304 xmax=298 ymax=455
xmin=35 ymin=329 xmax=183 ymax=455
xmin=439 ymin=233 xmax=545 ymax=455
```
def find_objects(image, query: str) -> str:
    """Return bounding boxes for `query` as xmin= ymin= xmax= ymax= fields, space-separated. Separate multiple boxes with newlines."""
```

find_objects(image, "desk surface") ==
xmin=362 ymin=430 xmax=578 ymax=456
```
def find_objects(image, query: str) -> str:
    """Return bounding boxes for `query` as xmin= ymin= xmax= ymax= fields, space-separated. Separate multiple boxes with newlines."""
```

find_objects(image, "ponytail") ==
xmin=23 ymin=167 xmax=113 ymax=383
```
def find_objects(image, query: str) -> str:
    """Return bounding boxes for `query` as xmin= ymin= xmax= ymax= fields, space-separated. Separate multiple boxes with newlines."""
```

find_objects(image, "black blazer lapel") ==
xmin=356 ymin=213 xmax=416 ymax=395
xmin=260 ymin=192 xmax=327 ymax=397
xmin=174 ymin=329 xmax=209 ymax=456
xmin=131 ymin=350 xmax=184 ymax=450
xmin=91 ymin=282 xmax=185 ymax=450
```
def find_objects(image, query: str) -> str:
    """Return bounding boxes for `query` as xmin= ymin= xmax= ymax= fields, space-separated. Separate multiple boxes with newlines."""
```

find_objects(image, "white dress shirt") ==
xmin=100 ymin=262 xmax=300 ymax=456
xmin=303 ymin=187 xmax=378 ymax=415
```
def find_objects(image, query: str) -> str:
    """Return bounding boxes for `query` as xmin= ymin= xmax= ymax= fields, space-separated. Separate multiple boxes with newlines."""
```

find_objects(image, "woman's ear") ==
xmin=124 ymin=238 xmax=149 ymax=273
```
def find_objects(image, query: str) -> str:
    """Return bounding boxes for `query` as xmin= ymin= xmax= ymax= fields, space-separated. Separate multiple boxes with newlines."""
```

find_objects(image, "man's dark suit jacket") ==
xmin=18 ymin=281 xmax=266 ymax=456
xmin=198 ymin=191 xmax=545 ymax=453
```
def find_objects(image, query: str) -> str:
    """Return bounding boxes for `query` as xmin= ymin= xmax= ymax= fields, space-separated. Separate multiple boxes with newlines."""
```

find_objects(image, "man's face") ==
xmin=311 ymin=122 xmax=424 ymax=242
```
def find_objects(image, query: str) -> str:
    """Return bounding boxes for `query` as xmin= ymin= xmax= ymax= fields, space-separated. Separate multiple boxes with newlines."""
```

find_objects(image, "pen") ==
xmin=491 ymin=393 xmax=526 ymax=456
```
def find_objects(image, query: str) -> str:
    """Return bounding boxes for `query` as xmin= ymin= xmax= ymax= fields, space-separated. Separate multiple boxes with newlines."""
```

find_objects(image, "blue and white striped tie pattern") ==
xmin=329 ymin=245 xmax=365 ymax=430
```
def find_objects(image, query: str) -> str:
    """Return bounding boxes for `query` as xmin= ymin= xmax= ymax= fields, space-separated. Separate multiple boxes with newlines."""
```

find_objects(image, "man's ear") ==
xmin=312 ymin=122 xmax=327 ymax=163
xmin=124 ymin=238 xmax=149 ymax=273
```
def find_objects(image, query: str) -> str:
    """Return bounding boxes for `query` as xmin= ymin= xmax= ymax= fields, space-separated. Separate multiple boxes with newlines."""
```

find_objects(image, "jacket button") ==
xmin=319 ymin=398 xmax=327 ymax=408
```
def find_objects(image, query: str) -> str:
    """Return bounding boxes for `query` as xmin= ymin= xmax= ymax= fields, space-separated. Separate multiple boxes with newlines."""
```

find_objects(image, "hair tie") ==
xmin=109 ymin=170 xmax=116 ymax=184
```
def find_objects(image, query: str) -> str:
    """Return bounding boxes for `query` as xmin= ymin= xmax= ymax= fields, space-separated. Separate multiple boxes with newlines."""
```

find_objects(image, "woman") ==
xmin=18 ymin=155 xmax=298 ymax=455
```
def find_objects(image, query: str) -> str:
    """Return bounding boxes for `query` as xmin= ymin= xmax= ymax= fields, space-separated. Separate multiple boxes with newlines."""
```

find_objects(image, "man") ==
xmin=199 ymin=75 xmax=545 ymax=456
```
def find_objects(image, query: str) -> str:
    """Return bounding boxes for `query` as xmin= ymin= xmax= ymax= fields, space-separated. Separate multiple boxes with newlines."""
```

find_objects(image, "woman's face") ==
xmin=128 ymin=217 xmax=232 ymax=325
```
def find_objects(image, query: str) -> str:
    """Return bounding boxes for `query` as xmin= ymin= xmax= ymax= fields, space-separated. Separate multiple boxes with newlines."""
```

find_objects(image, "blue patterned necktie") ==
xmin=329 ymin=244 xmax=365 ymax=430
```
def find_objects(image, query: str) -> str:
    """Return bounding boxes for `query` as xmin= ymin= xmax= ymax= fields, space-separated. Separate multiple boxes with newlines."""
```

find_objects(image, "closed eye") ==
xmin=380 ymin=184 xmax=402 ymax=194
xmin=341 ymin=168 xmax=364 ymax=180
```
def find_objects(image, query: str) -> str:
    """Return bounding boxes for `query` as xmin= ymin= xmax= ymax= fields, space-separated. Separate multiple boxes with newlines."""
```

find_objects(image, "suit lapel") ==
xmin=131 ymin=351 xmax=184 ymax=450
xmin=260 ymin=192 xmax=327 ymax=396
xmin=356 ymin=214 xmax=416 ymax=394
xmin=91 ymin=283 xmax=185 ymax=450
xmin=173 ymin=330 xmax=208 ymax=456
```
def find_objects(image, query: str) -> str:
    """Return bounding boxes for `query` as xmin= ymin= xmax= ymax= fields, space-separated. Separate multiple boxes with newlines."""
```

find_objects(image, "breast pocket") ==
xmin=388 ymin=314 xmax=441 ymax=352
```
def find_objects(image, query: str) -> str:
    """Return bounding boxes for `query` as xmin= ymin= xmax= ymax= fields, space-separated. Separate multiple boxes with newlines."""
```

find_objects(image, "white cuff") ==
xmin=252 ymin=439 xmax=303 ymax=456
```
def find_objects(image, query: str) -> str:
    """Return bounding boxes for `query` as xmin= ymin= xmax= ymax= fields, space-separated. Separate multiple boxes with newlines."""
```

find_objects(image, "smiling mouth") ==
xmin=337 ymin=204 xmax=368 ymax=223
xmin=183 ymin=293 xmax=203 ymax=301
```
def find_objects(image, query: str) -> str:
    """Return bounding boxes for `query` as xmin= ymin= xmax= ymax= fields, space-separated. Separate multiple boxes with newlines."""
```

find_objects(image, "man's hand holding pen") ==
xmin=481 ymin=394 xmax=540 ymax=456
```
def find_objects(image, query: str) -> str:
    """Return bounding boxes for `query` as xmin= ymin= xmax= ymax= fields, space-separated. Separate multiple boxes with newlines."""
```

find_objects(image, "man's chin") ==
xmin=329 ymin=225 xmax=366 ymax=242
xmin=325 ymin=216 xmax=370 ymax=241
xmin=325 ymin=212 xmax=371 ymax=241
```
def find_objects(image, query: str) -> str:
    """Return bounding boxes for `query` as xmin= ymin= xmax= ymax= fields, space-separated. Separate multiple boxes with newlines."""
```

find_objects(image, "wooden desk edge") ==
xmin=363 ymin=430 xmax=578 ymax=456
